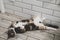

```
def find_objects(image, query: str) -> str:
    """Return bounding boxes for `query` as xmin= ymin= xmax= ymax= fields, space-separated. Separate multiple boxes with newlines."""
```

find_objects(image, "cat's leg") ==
xmin=38 ymin=25 xmax=46 ymax=30
xmin=38 ymin=25 xmax=57 ymax=30
xmin=46 ymin=26 xmax=57 ymax=30
xmin=37 ymin=23 xmax=46 ymax=30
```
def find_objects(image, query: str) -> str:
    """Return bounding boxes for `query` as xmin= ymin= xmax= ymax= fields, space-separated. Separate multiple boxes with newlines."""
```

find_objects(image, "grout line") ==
xmin=21 ymin=8 xmax=23 ymax=13
xmin=37 ymin=0 xmax=57 ymax=5
xmin=42 ymin=1 xmax=44 ymax=8
xmin=31 ymin=4 xmax=33 ymax=10
xmin=0 ymin=37 xmax=6 ymax=40
xmin=52 ymin=10 xmax=54 ymax=16
xmin=53 ymin=34 xmax=55 ymax=40
xmin=26 ymin=36 xmax=28 ymax=40
xmin=26 ymin=35 xmax=40 ymax=40
xmin=0 ymin=26 xmax=8 ymax=29
xmin=55 ymin=0 xmax=57 ymax=4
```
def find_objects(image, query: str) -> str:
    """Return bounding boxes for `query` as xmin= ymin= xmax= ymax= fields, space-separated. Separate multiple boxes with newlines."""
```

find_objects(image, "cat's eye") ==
xmin=16 ymin=21 xmax=18 ymax=23
xmin=39 ymin=21 xmax=41 ymax=23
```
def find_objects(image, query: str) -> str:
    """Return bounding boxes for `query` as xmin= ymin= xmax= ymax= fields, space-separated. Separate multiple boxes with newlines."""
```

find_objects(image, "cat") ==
xmin=7 ymin=15 xmax=59 ymax=39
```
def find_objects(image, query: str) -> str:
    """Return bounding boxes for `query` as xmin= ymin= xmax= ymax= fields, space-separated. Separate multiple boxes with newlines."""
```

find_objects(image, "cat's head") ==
xmin=32 ymin=15 xmax=45 ymax=26
xmin=33 ymin=16 xmax=45 ymax=23
xmin=7 ymin=28 xmax=16 ymax=39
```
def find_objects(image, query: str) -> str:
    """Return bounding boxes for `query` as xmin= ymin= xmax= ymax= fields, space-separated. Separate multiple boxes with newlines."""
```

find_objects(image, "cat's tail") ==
xmin=45 ymin=24 xmax=59 ymax=29
xmin=46 ymin=26 xmax=57 ymax=30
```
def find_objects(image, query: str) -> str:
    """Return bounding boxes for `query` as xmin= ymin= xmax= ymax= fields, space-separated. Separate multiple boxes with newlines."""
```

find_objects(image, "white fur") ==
xmin=46 ymin=26 xmax=57 ymax=30
xmin=33 ymin=16 xmax=45 ymax=26
xmin=13 ymin=22 xmax=28 ymax=29
xmin=33 ymin=15 xmax=57 ymax=30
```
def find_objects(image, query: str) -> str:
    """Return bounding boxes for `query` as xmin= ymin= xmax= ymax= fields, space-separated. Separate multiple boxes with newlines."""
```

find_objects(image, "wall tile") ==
xmin=42 ymin=14 xmax=60 ymax=22
xmin=15 ymin=0 xmax=22 ymax=2
xmin=14 ymin=2 xmax=31 ymax=9
xmin=27 ymin=37 xmax=38 ymax=40
xmin=5 ymin=8 xmax=14 ymax=14
xmin=5 ymin=4 xmax=22 ymax=12
xmin=15 ymin=11 xmax=31 ymax=19
xmin=23 ymin=8 xmax=41 ymax=16
xmin=0 ymin=38 xmax=5 ymax=40
xmin=43 ymin=2 xmax=60 ymax=11
xmin=32 ymin=6 xmax=53 ymax=15
xmin=23 ymin=0 xmax=42 ymax=7
xmin=54 ymin=35 xmax=60 ymax=40
xmin=4 ymin=0 xmax=14 ymax=5
xmin=37 ymin=0 xmax=56 ymax=4
xmin=56 ymin=0 xmax=60 ymax=5
xmin=54 ymin=11 xmax=60 ymax=17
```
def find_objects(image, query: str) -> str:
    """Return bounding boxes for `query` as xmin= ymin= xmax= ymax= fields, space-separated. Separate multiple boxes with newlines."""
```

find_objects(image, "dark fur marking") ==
xmin=45 ymin=24 xmax=59 ymax=29
xmin=15 ymin=27 xmax=26 ymax=33
xmin=7 ymin=29 xmax=15 ymax=39
xmin=16 ymin=21 xmax=19 ymax=23
xmin=21 ymin=19 xmax=29 ymax=22
xmin=39 ymin=21 xmax=42 ymax=23
xmin=25 ymin=23 xmax=38 ymax=31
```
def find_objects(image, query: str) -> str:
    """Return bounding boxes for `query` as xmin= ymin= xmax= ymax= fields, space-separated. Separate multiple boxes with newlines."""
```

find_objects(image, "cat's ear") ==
xmin=32 ymin=15 xmax=36 ymax=19
xmin=42 ymin=17 xmax=46 ymax=21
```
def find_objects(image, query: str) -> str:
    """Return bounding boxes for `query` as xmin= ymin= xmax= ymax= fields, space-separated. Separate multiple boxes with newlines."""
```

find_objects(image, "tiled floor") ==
xmin=0 ymin=13 xmax=60 ymax=40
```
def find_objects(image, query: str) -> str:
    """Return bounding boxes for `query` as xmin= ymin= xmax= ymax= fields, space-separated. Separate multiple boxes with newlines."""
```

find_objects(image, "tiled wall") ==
xmin=3 ymin=0 xmax=60 ymax=27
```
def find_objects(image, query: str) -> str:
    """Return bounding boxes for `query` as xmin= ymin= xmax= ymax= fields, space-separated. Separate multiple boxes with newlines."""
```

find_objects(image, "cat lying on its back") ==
xmin=7 ymin=15 xmax=59 ymax=39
